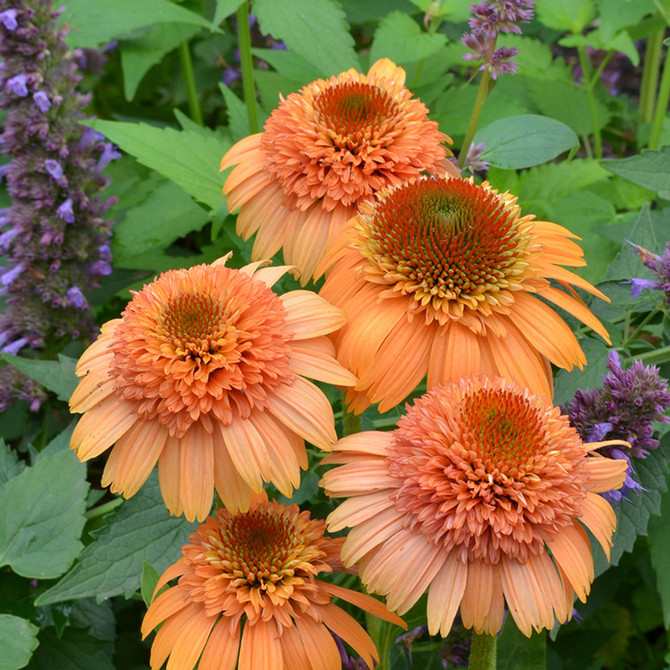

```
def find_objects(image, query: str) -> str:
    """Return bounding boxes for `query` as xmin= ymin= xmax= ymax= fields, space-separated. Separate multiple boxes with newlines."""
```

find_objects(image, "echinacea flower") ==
xmin=220 ymin=58 xmax=457 ymax=284
xmin=321 ymin=376 xmax=628 ymax=637
xmin=318 ymin=175 xmax=610 ymax=412
xmin=141 ymin=496 xmax=404 ymax=670
xmin=69 ymin=257 xmax=356 ymax=521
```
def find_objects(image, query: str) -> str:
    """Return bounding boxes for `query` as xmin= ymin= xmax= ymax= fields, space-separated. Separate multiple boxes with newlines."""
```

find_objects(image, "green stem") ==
xmin=635 ymin=344 xmax=670 ymax=365
xmin=639 ymin=29 xmax=664 ymax=125
xmin=458 ymin=67 xmax=492 ymax=169
xmin=649 ymin=33 xmax=670 ymax=150
xmin=178 ymin=41 xmax=203 ymax=126
xmin=85 ymin=497 xmax=124 ymax=520
xmin=621 ymin=305 xmax=663 ymax=347
xmin=367 ymin=617 xmax=397 ymax=670
xmin=237 ymin=1 xmax=259 ymax=134
xmin=577 ymin=46 xmax=602 ymax=159
xmin=468 ymin=632 xmax=497 ymax=670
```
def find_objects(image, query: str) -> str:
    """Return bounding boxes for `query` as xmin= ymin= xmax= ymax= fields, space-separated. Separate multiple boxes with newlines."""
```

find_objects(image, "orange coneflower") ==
xmin=321 ymin=376 xmax=628 ymax=637
xmin=141 ymin=496 xmax=405 ymax=670
xmin=69 ymin=257 xmax=356 ymax=521
xmin=318 ymin=174 xmax=610 ymax=412
xmin=220 ymin=58 xmax=457 ymax=284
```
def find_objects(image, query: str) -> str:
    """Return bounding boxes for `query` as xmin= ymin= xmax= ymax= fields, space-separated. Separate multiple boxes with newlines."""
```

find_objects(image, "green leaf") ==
xmin=113 ymin=180 xmax=211 ymax=262
xmin=607 ymin=205 xmax=658 ymax=281
xmin=369 ymin=12 xmax=447 ymax=65
xmin=498 ymin=617 xmax=546 ymax=670
xmin=219 ymin=83 xmax=251 ymax=141
xmin=1 ymin=354 xmax=78 ymax=403
xmin=601 ymin=147 xmax=670 ymax=200
xmin=35 ymin=473 xmax=198 ymax=605
xmin=0 ymin=450 xmax=87 ymax=579
xmin=212 ymin=0 xmax=245 ymax=27
xmin=141 ymin=561 xmax=161 ymax=607
xmin=254 ymin=0 xmax=359 ymax=77
xmin=0 ymin=614 xmax=39 ymax=670
xmin=36 ymin=422 xmax=77 ymax=463
xmin=251 ymin=48 xmax=322 ymax=86
xmin=497 ymin=35 xmax=573 ymax=81
xmin=559 ymin=29 xmax=639 ymax=66
xmin=0 ymin=438 xmax=25 ymax=486
xmin=473 ymin=115 xmax=579 ymax=169
xmin=26 ymin=628 xmax=114 ymax=670
xmin=120 ymin=23 xmax=202 ymax=101
xmin=648 ymin=472 xmax=670 ymax=628
xmin=535 ymin=0 xmax=596 ymax=33
xmin=86 ymin=120 xmax=229 ymax=211
xmin=61 ymin=0 xmax=213 ymax=49
xmin=553 ymin=338 xmax=612 ymax=406
xmin=597 ymin=0 xmax=656 ymax=41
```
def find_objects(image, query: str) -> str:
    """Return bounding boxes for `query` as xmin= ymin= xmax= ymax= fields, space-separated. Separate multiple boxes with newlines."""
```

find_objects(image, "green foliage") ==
xmin=140 ymin=562 xmax=160 ymax=607
xmin=0 ymin=614 xmax=40 ymax=670
xmin=535 ymin=0 xmax=597 ymax=32
xmin=27 ymin=628 xmax=114 ymax=670
xmin=473 ymin=115 xmax=579 ymax=169
xmin=498 ymin=619 xmax=546 ymax=670
xmin=369 ymin=12 xmax=447 ymax=65
xmin=1 ymin=355 xmax=78 ymax=403
xmin=602 ymin=147 xmax=670 ymax=200
xmin=0 ymin=449 xmax=87 ymax=579
xmin=648 ymin=471 xmax=670 ymax=628
xmin=36 ymin=474 xmax=198 ymax=605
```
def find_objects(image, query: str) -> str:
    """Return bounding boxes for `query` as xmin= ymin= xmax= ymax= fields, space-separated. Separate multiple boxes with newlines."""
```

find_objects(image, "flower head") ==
xmin=221 ymin=58 xmax=457 ymax=284
xmin=141 ymin=496 xmax=404 ymax=670
xmin=318 ymin=175 xmax=610 ymax=412
xmin=321 ymin=377 xmax=627 ymax=637
xmin=69 ymin=258 xmax=357 ymax=521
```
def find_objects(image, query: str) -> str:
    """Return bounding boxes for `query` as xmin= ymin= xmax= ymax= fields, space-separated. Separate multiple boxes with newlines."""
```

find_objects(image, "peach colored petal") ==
xmin=294 ymin=617 xmax=341 ymax=670
xmin=149 ymin=602 xmax=201 ymax=670
xmin=318 ymin=582 xmax=406 ymax=628
xmin=426 ymin=553 xmax=468 ymax=637
xmin=289 ymin=338 xmax=358 ymax=386
xmin=158 ymin=436 xmax=183 ymax=517
xmin=142 ymin=585 xmax=191 ymax=637
xmin=220 ymin=133 xmax=262 ymax=170
xmin=198 ymin=618 xmax=240 ymax=670
xmin=278 ymin=625 xmax=311 ymax=670
xmin=546 ymin=522 xmax=593 ymax=602
xmin=69 ymin=361 xmax=115 ymax=413
xmin=213 ymin=434 xmax=254 ymax=514
xmin=578 ymin=491 xmax=617 ymax=559
xmin=180 ymin=422 xmax=215 ymax=522
xmin=226 ymin=171 xmax=274 ymax=211
xmin=427 ymin=322 xmax=479 ymax=388
xmin=339 ymin=508 xmax=406 ymax=566
xmin=318 ymin=605 xmax=378 ymax=669
xmin=584 ymin=454 xmax=628 ymax=492
xmin=460 ymin=560 xmax=494 ymax=632
xmin=219 ymin=418 xmax=271 ymax=491
xmin=500 ymin=556 xmax=544 ymax=637
xmin=165 ymin=608 xmax=217 ymax=670
xmin=367 ymin=57 xmax=407 ymax=86
xmin=238 ymin=621 xmax=282 ymax=670
xmin=236 ymin=185 xmax=283 ymax=239
xmin=539 ymin=285 xmax=611 ymax=341
xmin=325 ymin=490 xmax=394 ymax=533
xmin=281 ymin=291 xmax=347 ymax=339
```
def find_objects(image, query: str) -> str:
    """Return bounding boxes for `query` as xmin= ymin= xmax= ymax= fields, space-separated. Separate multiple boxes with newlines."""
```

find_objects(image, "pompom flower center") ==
xmin=110 ymin=265 xmax=293 ymax=437
xmin=188 ymin=502 xmax=330 ymax=616
xmin=355 ymin=176 xmax=537 ymax=320
xmin=387 ymin=379 xmax=589 ymax=564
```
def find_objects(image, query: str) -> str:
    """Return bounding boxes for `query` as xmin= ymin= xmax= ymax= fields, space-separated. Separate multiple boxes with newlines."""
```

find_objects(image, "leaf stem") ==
xmin=458 ymin=65 xmax=493 ymax=169
xmin=577 ymin=45 xmax=602 ymax=159
xmin=469 ymin=632 xmax=497 ymax=670
xmin=634 ymin=343 xmax=670 ymax=365
xmin=85 ymin=497 xmax=124 ymax=520
xmin=639 ymin=29 xmax=664 ymax=126
xmin=237 ymin=1 xmax=259 ymax=134
xmin=622 ymin=304 xmax=663 ymax=347
xmin=649 ymin=31 xmax=670 ymax=150
xmin=178 ymin=41 xmax=203 ymax=126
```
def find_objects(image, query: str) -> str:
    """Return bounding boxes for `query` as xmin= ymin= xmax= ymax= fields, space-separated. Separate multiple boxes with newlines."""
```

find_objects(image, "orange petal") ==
xmin=282 ymin=291 xmax=347 ymax=339
xmin=317 ymin=604 xmax=377 ymax=669
xmin=237 ymin=620 xmax=282 ymax=670
xmin=158 ymin=436 xmax=183 ymax=517
xmin=289 ymin=338 xmax=358 ymax=387
xmin=219 ymin=417 xmax=271 ymax=491
xmin=584 ymin=455 xmax=628 ymax=493
xmin=294 ymin=617 xmax=341 ymax=670
xmin=578 ymin=491 xmax=617 ymax=559
xmin=179 ymin=422 xmax=215 ymax=522
xmin=426 ymin=552 xmax=468 ymax=636
xmin=220 ymin=133 xmax=262 ymax=171
xmin=546 ymin=522 xmax=594 ymax=603
xmin=198 ymin=617 xmax=240 ymax=670
xmin=213 ymin=433 xmax=254 ymax=513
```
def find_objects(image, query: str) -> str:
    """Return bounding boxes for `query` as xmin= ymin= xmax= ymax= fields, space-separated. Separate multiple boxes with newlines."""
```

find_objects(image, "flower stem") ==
xmin=468 ymin=632 xmax=497 ymax=670
xmin=635 ymin=343 xmax=670 ymax=366
xmin=366 ymin=616 xmax=397 ymax=670
xmin=237 ymin=1 xmax=259 ymax=134
xmin=458 ymin=67 xmax=492 ymax=169
xmin=577 ymin=46 xmax=602 ymax=159
xmin=639 ymin=29 xmax=664 ymax=126
xmin=178 ymin=41 xmax=203 ymax=126
xmin=85 ymin=497 xmax=124 ymax=520
xmin=649 ymin=32 xmax=670 ymax=150
xmin=622 ymin=304 xmax=663 ymax=347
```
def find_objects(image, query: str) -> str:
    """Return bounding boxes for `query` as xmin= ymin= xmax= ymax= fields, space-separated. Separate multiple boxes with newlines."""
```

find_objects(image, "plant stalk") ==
xmin=236 ymin=1 xmax=259 ymax=134
xmin=649 ymin=32 xmax=670 ymax=149
xmin=639 ymin=29 xmax=664 ymax=126
xmin=577 ymin=45 xmax=602 ymax=159
xmin=458 ymin=66 xmax=492 ymax=169
xmin=468 ymin=632 xmax=497 ymax=670
xmin=178 ymin=41 xmax=203 ymax=126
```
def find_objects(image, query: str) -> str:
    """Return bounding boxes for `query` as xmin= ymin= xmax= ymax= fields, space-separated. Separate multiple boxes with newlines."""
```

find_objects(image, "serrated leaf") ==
xmin=597 ymin=0 xmax=656 ymax=41
xmin=219 ymin=83 xmax=251 ymax=141
xmin=86 ymin=120 xmax=229 ymax=211
xmin=35 ymin=422 xmax=77 ymax=463
xmin=141 ymin=561 xmax=161 ymax=607
xmin=35 ymin=473 xmax=198 ymax=605
xmin=112 ymin=180 xmax=211 ymax=262
xmin=474 ymin=115 xmax=579 ymax=169
xmin=607 ymin=205 xmax=658 ymax=281
xmin=26 ymin=628 xmax=113 ymax=670
xmin=498 ymin=616 xmax=546 ymax=670
xmin=601 ymin=147 xmax=670 ymax=200
xmin=553 ymin=338 xmax=612 ymax=406
xmin=0 ymin=450 xmax=87 ymax=579
xmin=559 ymin=29 xmax=639 ymax=66
xmin=254 ymin=0 xmax=359 ymax=77
xmin=61 ymin=0 xmax=213 ymax=49
xmin=251 ymin=48 xmax=322 ymax=86
xmin=0 ymin=438 xmax=25 ymax=486
xmin=0 ymin=614 xmax=39 ymax=670
xmin=212 ymin=0 xmax=244 ymax=27
xmin=1 ymin=354 xmax=77 ymax=403
xmin=120 ymin=22 xmax=202 ymax=101
xmin=497 ymin=34 xmax=573 ymax=81
xmin=369 ymin=12 xmax=447 ymax=65
xmin=535 ymin=0 xmax=596 ymax=33
xmin=648 ymin=471 xmax=670 ymax=627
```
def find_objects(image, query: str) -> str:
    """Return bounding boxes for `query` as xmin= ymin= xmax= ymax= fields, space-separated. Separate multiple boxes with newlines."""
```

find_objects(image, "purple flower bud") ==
xmin=6 ymin=74 xmax=28 ymax=97
xmin=33 ymin=90 xmax=51 ymax=111
xmin=0 ymin=227 xmax=19 ymax=251
xmin=44 ymin=158 xmax=63 ymax=180
xmin=1 ymin=263 xmax=25 ymax=286
xmin=56 ymin=198 xmax=74 ymax=223
xmin=90 ymin=260 xmax=112 ymax=276
xmin=98 ymin=244 xmax=112 ymax=261
xmin=66 ymin=286 xmax=87 ymax=309
xmin=78 ymin=127 xmax=105 ymax=148
xmin=627 ymin=277 xmax=659 ymax=297
xmin=587 ymin=422 xmax=612 ymax=441
xmin=0 ymin=9 xmax=18 ymax=30
xmin=97 ymin=142 xmax=121 ymax=171
xmin=2 ymin=337 xmax=28 ymax=355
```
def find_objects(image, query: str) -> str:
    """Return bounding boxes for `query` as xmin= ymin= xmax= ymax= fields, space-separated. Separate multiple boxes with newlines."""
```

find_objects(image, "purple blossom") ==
xmin=66 ymin=286 xmax=87 ymax=309
xmin=629 ymin=241 xmax=670 ymax=305
xmin=97 ymin=142 xmax=121 ymax=171
xmin=0 ymin=8 xmax=17 ymax=29
xmin=56 ymin=198 xmax=74 ymax=223
xmin=2 ymin=337 xmax=28 ymax=355
xmin=463 ymin=142 xmax=490 ymax=173
xmin=44 ymin=158 xmax=63 ymax=180
xmin=6 ymin=73 xmax=28 ymax=96
xmin=0 ymin=226 xmax=19 ymax=250
xmin=1 ymin=263 xmax=24 ymax=286
xmin=33 ymin=90 xmax=50 ymax=111
xmin=0 ymin=365 xmax=47 ymax=412
xmin=627 ymin=277 xmax=660 ymax=297
xmin=333 ymin=634 xmax=368 ymax=670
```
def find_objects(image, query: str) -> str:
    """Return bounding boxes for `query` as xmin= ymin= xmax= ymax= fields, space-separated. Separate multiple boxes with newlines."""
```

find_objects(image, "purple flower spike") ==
xmin=6 ymin=74 xmax=28 ymax=97
xmin=97 ymin=142 xmax=121 ymax=171
xmin=56 ymin=198 xmax=74 ymax=222
xmin=66 ymin=286 xmax=88 ymax=309
xmin=33 ymin=90 xmax=51 ymax=111
xmin=0 ymin=8 xmax=18 ymax=30
xmin=44 ymin=158 xmax=63 ymax=180
xmin=627 ymin=277 xmax=660 ymax=297
xmin=0 ymin=226 xmax=19 ymax=250
xmin=1 ymin=263 xmax=25 ymax=286
xmin=587 ymin=421 xmax=612 ymax=442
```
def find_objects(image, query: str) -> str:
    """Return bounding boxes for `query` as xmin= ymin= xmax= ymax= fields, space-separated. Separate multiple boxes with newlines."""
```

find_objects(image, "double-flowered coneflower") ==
xmin=0 ymin=0 xmax=116 ymax=355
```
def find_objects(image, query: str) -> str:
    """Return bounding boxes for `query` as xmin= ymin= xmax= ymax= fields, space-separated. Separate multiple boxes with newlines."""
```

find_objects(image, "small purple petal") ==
xmin=627 ymin=277 xmax=659 ymax=297
xmin=66 ymin=286 xmax=88 ymax=309
xmin=33 ymin=90 xmax=51 ymax=111
xmin=56 ymin=198 xmax=74 ymax=223
xmin=0 ymin=9 xmax=18 ymax=30
xmin=1 ymin=263 xmax=25 ymax=286
xmin=0 ymin=227 xmax=19 ymax=251
xmin=44 ymin=159 xmax=63 ymax=180
xmin=2 ymin=338 xmax=28 ymax=355
xmin=97 ymin=142 xmax=121 ymax=171
xmin=587 ymin=422 xmax=612 ymax=442
xmin=6 ymin=74 xmax=28 ymax=97
xmin=90 ymin=260 xmax=112 ymax=276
